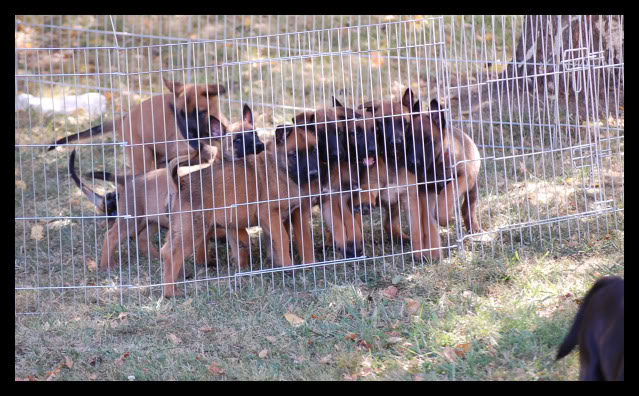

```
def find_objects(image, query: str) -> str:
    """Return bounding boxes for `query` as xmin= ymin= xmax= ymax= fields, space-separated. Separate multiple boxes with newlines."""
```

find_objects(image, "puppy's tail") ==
xmin=68 ymin=149 xmax=107 ymax=213
xmin=48 ymin=120 xmax=114 ymax=151
xmin=84 ymin=170 xmax=126 ymax=186
xmin=556 ymin=277 xmax=618 ymax=361
xmin=168 ymin=153 xmax=198 ymax=192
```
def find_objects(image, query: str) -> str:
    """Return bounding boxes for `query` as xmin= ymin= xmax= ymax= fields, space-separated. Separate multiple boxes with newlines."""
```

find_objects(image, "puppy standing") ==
xmin=49 ymin=78 xmax=227 ymax=174
xmin=353 ymin=88 xmax=441 ymax=260
xmin=71 ymin=106 xmax=263 ymax=270
xmin=172 ymin=104 xmax=265 ymax=266
xmin=161 ymin=124 xmax=320 ymax=297
xmin=290 ymin=98 xmax=377 ymax=260
xmin=69 ymin=149 xmax=191 ymax=268
xmin=408 ymin=99 xmax=482 ymax=234
xmin=556 ymin=276 xmax=624 ymax=381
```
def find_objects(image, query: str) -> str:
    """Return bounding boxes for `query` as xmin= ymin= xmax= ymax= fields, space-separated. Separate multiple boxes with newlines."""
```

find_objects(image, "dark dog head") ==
xmin=359 ymin=88 xmax=415 ymax=162
xmin=165 ymin=77 xmax=227 ymax=141
xmin=293 ymin=108 xmax=346 ymax=166
xmin=407 ymin=99 xmax=447 ymax=192
xmin=274 ymin=124 xmax=320 ymax=186
xmin=334 ymin=97 xmax=377 ymax=169
xmin=223 ymin=104 xmax=265 ymax=160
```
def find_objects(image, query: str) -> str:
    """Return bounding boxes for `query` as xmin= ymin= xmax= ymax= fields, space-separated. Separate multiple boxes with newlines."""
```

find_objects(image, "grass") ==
xmin=15 ymin=15 xmax=624 ymax=380
xmin=15 ymin=231 xmax=623 ymax=381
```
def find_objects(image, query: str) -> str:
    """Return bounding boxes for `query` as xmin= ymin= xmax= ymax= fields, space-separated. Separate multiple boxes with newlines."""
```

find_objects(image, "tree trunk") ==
xmin=450 ymin=15 xmax=624 ymax=121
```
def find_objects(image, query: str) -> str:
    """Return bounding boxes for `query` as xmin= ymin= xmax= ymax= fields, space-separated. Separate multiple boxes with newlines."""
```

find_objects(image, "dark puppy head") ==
xmin=359 ymin=88 xmax=415 ymax=162
xmin=293 ymin=109 xmax=346 ymax=166
xmin=224 ymin=104 xmax=265 ymax=160
xmin=407 ymin=99 xmax=447 ymax=192
xmin=165 ymin=77 xmax=227 ymax=140
xmin=274 ymin=124 xmax=320 ymax=186
xmin=334 ymin=97 xmax=377 ymax=169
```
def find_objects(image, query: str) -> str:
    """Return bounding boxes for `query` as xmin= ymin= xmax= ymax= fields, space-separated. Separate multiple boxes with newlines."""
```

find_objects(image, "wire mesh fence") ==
xmin=15 ymin=15 xmax=624 ymax=313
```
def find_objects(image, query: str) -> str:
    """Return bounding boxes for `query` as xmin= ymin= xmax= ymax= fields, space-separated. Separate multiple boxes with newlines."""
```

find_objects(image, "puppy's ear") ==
xmin=275 ymin=125 xmax=293 ymax=145
xmin=402 ymin=88 xmax=415 ymax=108
xmin=209 ymin=115 xmax=227 ymax=137
xmin=293 ymin=112 xmax=315 ymax=129
xmin=207 ymin=84 xmax=226 ymax=97
xmin=332 ymin=96 xmax=344 ymax=108
xmin=358 ymin=101 xmax=377 ymax=112
xmin=429 ymin=99 xmax=446 ymax=130
xmin=412 ymin=99 xmax=421 ymax=114
xmin=164 ymin=78 xmax=184 ymax=96
xmin=243 ymin=104 xmax=253 ymax=125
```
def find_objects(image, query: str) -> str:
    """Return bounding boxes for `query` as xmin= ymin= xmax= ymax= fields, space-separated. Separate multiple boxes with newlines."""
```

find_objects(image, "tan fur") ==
xmin=160 ymin=126 xmax=319 ymax=297
xmin=51 ymin=78 xmax=227 ymax=174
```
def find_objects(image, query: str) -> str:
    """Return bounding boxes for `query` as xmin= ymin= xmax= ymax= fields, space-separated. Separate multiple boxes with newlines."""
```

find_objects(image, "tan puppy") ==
xmin=161 ymin=124 xmax=321 ymax=297
xmin=49 ymin=78 xmax=227 ymax=174
xmin=408 ymin=99 xmax=482 ymax=234
xmin=353 ymin=88 xmax=442 ymax=260
xmin=69 ymin=149 xmax=193 ymax=269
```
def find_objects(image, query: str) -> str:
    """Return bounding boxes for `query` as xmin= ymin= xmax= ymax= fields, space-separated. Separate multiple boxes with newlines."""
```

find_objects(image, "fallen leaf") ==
xmin=334 ymin=344 xmax=341 ymax=351
xmin=295 ymin=355 xmax=306 ymax=363
xmin=87 ymin=374 xmax=98 ymax=381
xmin=382 ymin=286 xmax=398 ymax=299
xmin=344 ymin=373 xmax=358 ymax=381
xmin=114 ymin=352 xmax=130 ymax=366
xmin=284 ymin=312 xmax=305 ymax=327
xmin=414 ymin=373 xmax=425 ymax=381
xmin=167 ymin=333 xmax=181 ymax=344
xmin=392 ymin=275 xmax=402 ymax=285
xmin=45 ymin=371 xmax=57 ymax=381
xmin=182 ymin=298 xmax=193 ymax=306
xmin=118 ymin=312 xmax=128 ymax=321
xmin=64 ymin=356 xmax=73 ymax=369
xmin=31 ymin=224 xmax=44 ymax=241
xmin=405 ymin=298 xmax=420 ymax=314
xmin=258 ymin=349 xmax=269 ymax=359
xmin=319 ymin=355 xmax=333 ymax=364
xmin=208 ymin=362 xmax=224 ymax=375
xmin=454 ymin=342 xmax=471 ymax=359
xmin=387 ymin=337 xmax=403 ymax=344
xmin=199 ymin=326 xmax=214 ymax=333
xmin=265 ymin=336 xmax=277 ymax=343
xmin=357 ymin=339 xmax=373 ymax=350
xmin=15 ymin=180 xmax=27 ymax=190
xmin=442 ymin=347 xmax=457 ymax=363
xmin=27 ymin=375 xmax=40 ymax=381
xmin=88 ymin=356 xmax=102 ymax=366
xmin=360 ymin=367 xmax=373 ymax=377
xmin=86 ymin=259 xmax=97 ymax=272
xmin=344 ymin=332 xmax=357 ymax=341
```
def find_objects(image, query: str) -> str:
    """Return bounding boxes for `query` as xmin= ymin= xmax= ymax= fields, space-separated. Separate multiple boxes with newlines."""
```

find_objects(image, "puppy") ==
xmin=69 ymin=149 xmax=192 ymax=269
xmin=352 ymin=89 xmax=441 ymax=260
xmin=289 ymin=97 xmax=378 ymax=260
xmin=172 ymin=103 xmax=266 ymax=266
xmin=556 ymin=276 xmax=624 ymax=381
xmin=160 ymin=124 xmax=320 ymax=297
xmin=49 ymin=78 xmax=227 ymax=174
xmin=408 ymin=99 xmax=482 ymax=234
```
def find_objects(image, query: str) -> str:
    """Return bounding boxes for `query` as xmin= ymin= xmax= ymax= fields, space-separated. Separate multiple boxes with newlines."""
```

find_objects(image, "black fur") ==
xmin=333 ymin=98 xmax=377 ymax=169
xmin=556 ymin=276 xmax=624 ymax=381
xmin=275 ymin=124 xmax=320 ymax=186
xmin=48 ymin=123 xmax=108 ymax=151
xmin=68 ymin=150 xmax=118 ymax=217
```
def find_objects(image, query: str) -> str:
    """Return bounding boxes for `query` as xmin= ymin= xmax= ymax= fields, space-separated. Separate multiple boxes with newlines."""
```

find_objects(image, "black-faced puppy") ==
xmin=173 ymin=103 xmax=266 ymax=266
xmin=69 ymin=149 xmax=193 ymax=269
xmin=359 ymin=87 xmax=415 ymax=167
xmin=160 ymin=124 xmax=320 ymax=297
xmin=409 ymin=99 xmax=482 ymax=234
xmin=556 ymin=276 xmax=624 ymax=381
xmin=49 ymin=78 xmax=227 ymax=174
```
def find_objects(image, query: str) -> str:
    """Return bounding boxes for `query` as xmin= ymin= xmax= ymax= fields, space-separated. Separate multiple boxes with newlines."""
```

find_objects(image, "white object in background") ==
xmin=15 ymin=92 xmax=107 ymax=116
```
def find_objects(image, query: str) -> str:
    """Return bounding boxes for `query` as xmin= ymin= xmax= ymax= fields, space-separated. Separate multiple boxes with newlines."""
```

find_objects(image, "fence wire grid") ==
xmin=15 ymin=15 xmax=624 ymax=312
